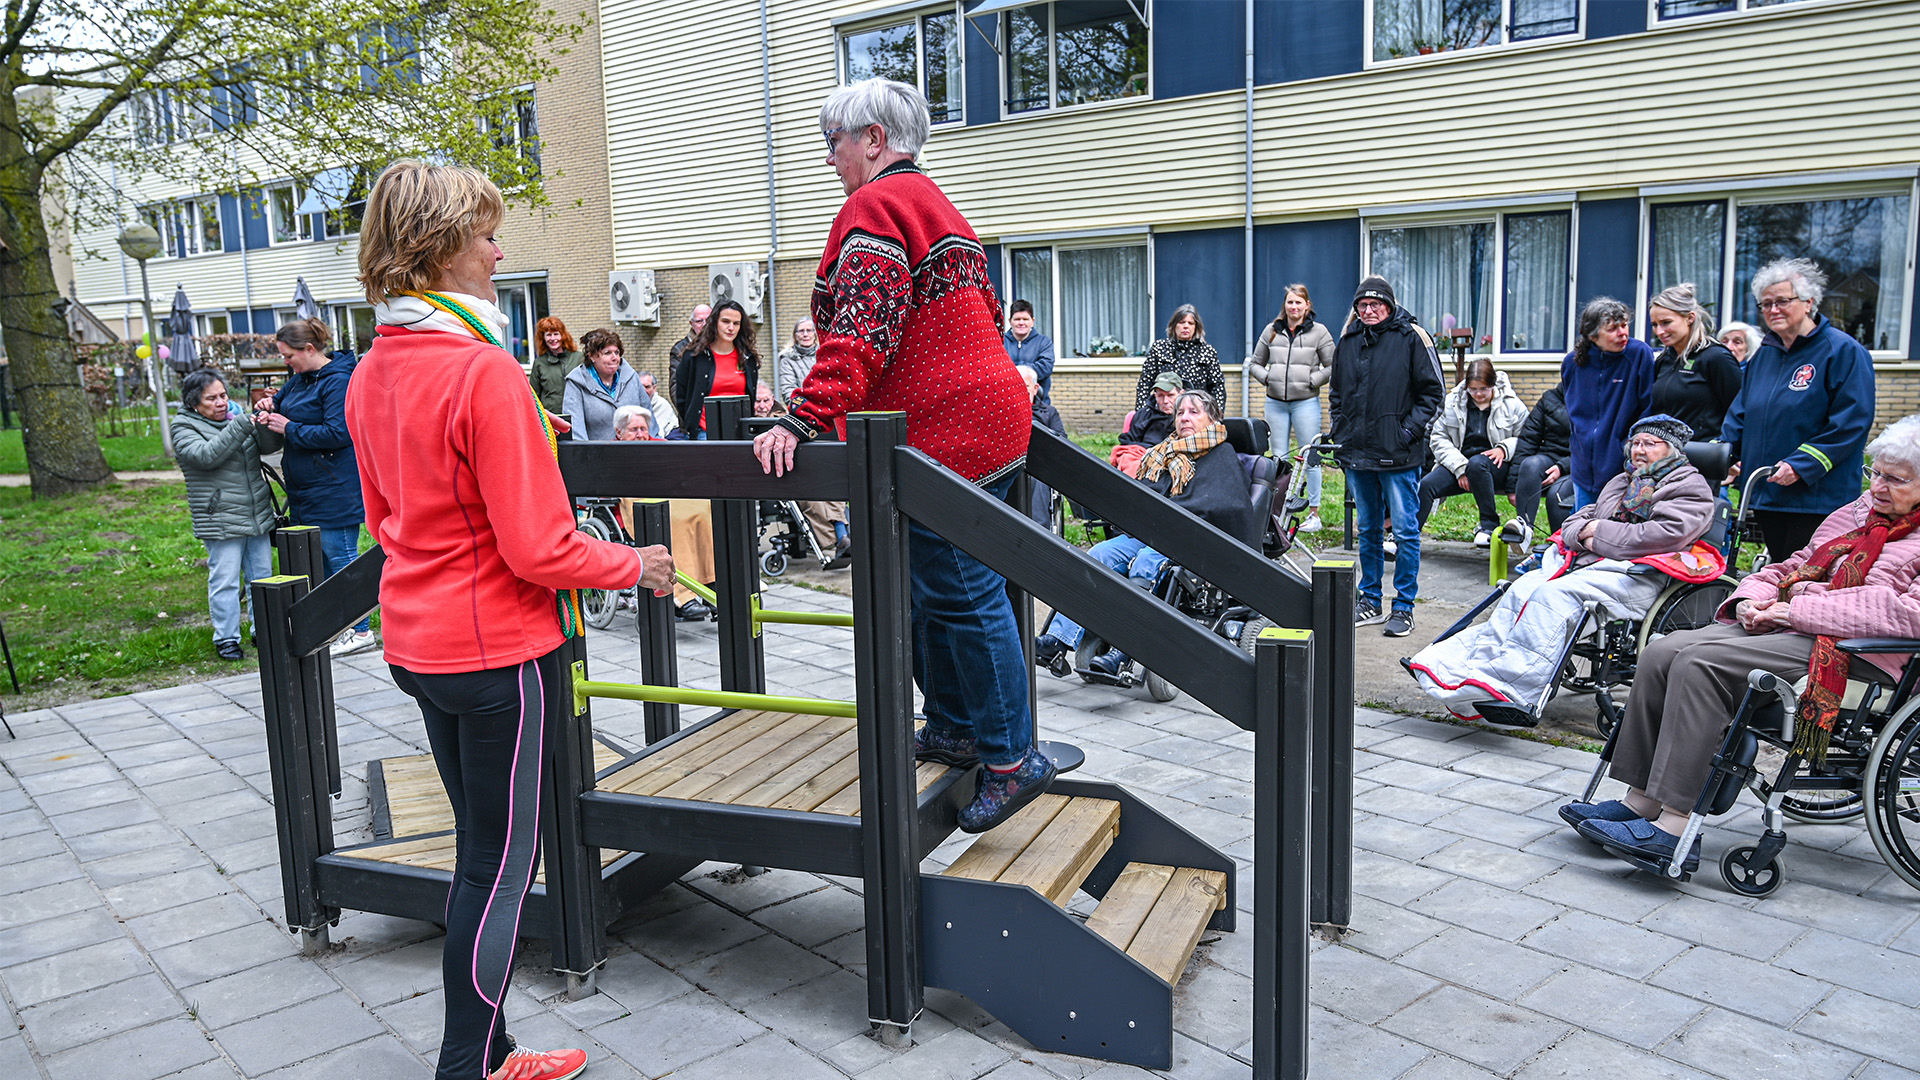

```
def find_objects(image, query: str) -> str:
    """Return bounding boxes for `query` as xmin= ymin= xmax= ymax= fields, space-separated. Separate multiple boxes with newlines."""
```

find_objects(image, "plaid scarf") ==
xmin=1773 ymin=507 xmax=1920 ymax=765
xmin=1137 ymin=422 xmax=1229 ymax=497
xmin=1613 ymin=451 xmax=1684 ymax=523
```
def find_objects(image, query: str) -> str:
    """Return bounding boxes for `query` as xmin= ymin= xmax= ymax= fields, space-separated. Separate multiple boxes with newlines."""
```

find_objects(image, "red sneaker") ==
xmin=488 ymin=1047 xmax=587 ymax=1080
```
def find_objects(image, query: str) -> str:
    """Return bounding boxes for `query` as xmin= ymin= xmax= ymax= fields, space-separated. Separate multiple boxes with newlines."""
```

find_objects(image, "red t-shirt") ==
xmin=699 ymin=348 xmax=746 ymax=430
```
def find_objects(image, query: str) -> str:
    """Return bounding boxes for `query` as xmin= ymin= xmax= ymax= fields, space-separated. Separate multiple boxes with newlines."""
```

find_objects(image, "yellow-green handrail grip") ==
xmin=675 ymin=572 xmax=717 ymax=605
xmin=1256 ymin=626 xmax=1313 ymax=642
xmin=750 ymin=591 xmax=855 ymax=629
xmin=571 ymin=661 xmax=856 ymax=718
xmin=1490 ymin=538 xmax=1507 ymax=586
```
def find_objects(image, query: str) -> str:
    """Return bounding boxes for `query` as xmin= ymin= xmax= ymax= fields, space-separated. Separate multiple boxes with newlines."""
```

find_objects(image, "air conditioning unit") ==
xmin=608 ymin=269 xmax=660 ymax=325
xmin=707 ymin=261 xmax=765 ymax=322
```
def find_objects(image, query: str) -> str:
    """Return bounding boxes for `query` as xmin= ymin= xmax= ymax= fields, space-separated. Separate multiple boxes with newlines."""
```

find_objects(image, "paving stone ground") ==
xmin=3 ymin=582 xmax=1918 ymax=1079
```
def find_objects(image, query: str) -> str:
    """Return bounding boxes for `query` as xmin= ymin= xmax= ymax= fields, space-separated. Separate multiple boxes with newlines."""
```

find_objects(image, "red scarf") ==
xmin=1773 ymin=508 xmax=1920 ymax=765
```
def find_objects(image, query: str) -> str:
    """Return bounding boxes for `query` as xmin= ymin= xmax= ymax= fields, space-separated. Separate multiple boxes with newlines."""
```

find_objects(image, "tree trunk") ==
xmin=0 ymin=99 xmax=112 ymax=496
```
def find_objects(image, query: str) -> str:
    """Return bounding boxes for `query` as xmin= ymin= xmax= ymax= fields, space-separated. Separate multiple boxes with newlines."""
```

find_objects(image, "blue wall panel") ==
xmin=1155 ymin=227 xmax=1246 ymax=357
xmin=1154 ymin=0 xmax=1244 ymax=99
xmin=963 ymin=4 xmax=1001 ymax=127
xmin=1575 ymin=198 xmax=1640 ymax=312
xmin=1254 ymin=218 xmax=1361 ymax=337
xmin=1586 ymin=0 xmax=1646 ymax=39
xmin=983 ymin=242 xmax=1005 ymax=308
xmin=253 ymin=307 xmax=276 ymax=334
xmin=1255 ymin=0 xmax=1363 ymax=85
xmin=219 ymin=195 xmax=241 ymax=254
xmin=228 ymin=308 xmax=254 ymax=334
xmin=242 ymin=190 xmax=268 ymax=250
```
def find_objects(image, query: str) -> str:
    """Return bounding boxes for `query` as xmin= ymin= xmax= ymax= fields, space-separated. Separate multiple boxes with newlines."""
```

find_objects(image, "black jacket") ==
xmin=1514 ymin=382 xmax=1572 ymax=471
xmin=674 ymin=346 xmax=761 ymax=436
xmin=1120 ymin=406 xmax=1175 ymax=447
xmin=1140 ymin=442 xmax=1263 ymax=548
xmin=1033 ymin=398 xmax=1065 ymax=437
xmin=1651 ymin=341 xmax=1742 ymax=443
xmin=1329 ymin=307 xmax=1445 ymax=471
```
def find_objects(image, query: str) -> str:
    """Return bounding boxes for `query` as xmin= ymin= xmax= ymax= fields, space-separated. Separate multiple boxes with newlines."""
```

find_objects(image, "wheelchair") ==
xmin=575 ymin=498 xmax=639 ymax=630
xmin=1042 ymin=417 xmax=1288 ymax=702
xmin=755 ymin=498 xmax=835 ymax=577
xmin=1419 ymin=444 xmax=1759 ymax=733
xmin=1576 ymin=640 xmax=1920 ymax=897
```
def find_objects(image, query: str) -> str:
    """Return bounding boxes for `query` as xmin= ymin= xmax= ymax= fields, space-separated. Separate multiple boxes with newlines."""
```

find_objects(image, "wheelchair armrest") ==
xmin=1835 ymin=638 xmax=1920 ymax=656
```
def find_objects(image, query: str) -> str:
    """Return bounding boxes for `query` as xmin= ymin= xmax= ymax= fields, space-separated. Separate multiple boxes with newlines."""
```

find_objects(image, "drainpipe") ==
xmin=234 ymin=156 xmax=255 ymax=328
xmin=759 ymin=0 xmax=780 ymax=389
xmin=1241 ymin=0 xmax=1255 ymax=420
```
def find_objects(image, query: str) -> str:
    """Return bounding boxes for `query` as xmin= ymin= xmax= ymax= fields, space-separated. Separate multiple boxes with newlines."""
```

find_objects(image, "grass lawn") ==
xmin=0 ymin=416 xmax=176 ymax=474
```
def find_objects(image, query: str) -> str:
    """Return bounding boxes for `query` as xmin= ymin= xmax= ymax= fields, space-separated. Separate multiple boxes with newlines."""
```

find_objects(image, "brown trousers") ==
xmin=798 ymin=501 xmax=845 ymax=552
xmin=618 ymin=498 xmax=716 ymax=606
xmin=1613 ymin=622 xmax=1885 ymax=807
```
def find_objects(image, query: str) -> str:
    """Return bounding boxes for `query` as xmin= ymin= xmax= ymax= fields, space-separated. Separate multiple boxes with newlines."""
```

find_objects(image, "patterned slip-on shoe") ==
xmin=958 ymin=748 xmax=1058 ymax=834
xmin=914 ymin=724 xmax=981 ymax=769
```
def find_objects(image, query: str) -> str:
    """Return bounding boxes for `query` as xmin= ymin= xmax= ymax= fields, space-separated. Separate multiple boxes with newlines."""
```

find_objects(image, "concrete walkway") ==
xmin=0 ymin=469 xmax=184 ymax=487
xmin=2 ymin=582 xmax=1917 ymax=1079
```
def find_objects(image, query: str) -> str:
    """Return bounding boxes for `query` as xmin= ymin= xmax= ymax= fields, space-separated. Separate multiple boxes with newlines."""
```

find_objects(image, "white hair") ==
xmin=1720 ymin=321 xmax=1762 ymax=357
xmin=1750 ymin=257 xmax=1827 ymax=309
xmin=1015 ymin=364 xmax=1039 ymax=387
xmin=612 ymin=404 xmax=651 ymax=436
xmin=1867 ymin=416 xmax=1920 ymax=472
xmin=820 ymin=79 xmax=930 ymax=159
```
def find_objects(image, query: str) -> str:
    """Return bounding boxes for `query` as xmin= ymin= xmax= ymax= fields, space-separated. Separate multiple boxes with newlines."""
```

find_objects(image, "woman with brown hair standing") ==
xmin=1133 ymin=303 xmax=1225 ymax=417
xmin=1247 ymin=284 xmax=1335 ymax=531
xmin=526 ymin=315 xmax=582 ymax=416
xmin=673 ymin=299 xmax=761 ymax=439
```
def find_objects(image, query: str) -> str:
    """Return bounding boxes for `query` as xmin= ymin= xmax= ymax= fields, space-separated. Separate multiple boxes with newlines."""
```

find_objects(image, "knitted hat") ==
xmin=1151 ymin=371 xmax=1185 ymax=393
xmin=1353 ymin=275 xmax=1396 ymax=310
xmin=1630 ymin=413 xmax=1694 ymax=450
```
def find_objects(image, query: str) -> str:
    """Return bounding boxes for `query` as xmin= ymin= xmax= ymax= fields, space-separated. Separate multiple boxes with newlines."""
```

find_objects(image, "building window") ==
xmin=839 ymin=8 xmax=962 ymax=124
xmin=140 ymin=199 xmax=222 ymax=258
xmin=197 ymin=313 xmax=232 ymax=337
xmin=1368 ymin=209 xmax=1571 ymax=354
xmin=1656 ymin=0 xmax=1812 ymax=19
xmin=1003 ymin=1 xmax=1148 ymax=116
xmin=1647 ymin=188 xmax=1912 ymax=355
xmin=1008 ymin=241 xmax=1151 ymax=357
xmin=1371 ymin=0 xmax=1580 ymax=62
xmin=334 ymin=305 xmax=378 ymax=356
xmin=267 ymin=183 xmax=314 ymax=245
xmin=480 ymin=87 xmax=542 ymax=172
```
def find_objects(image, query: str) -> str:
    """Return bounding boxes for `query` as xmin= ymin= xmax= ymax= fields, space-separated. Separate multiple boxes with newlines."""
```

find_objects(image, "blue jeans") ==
xmin=320 ymin=525 xmax=372 ymax=633
xmin=1043 ymin=535 xmax=1167 ymax=649
xmin=1348 ymin=468 xmax=1420 ymax=612
xmin=910 ymin=474 xmax=1032 ymax=768
xmin=205 ymin=533 xmax=273 ymax=645
xmin=1264 ymin=396 xmax=1322 ymax=508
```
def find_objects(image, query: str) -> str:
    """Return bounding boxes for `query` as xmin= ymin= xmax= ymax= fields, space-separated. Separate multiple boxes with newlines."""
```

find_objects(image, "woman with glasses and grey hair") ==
xmin=1647 ymin=282 xmax=1742 ymax=441
xmin=1721 ymin=257 xmax=1877 ymax=563
xmin=751 ymin=78 xmax=1048 ymax=834
xmin=1561 ymin=296 xmax=1655 ymax=510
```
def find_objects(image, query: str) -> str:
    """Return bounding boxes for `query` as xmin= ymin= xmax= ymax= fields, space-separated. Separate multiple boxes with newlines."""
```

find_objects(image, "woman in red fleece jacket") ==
xmin=345 ymin=161 xmax=672 ymax=1080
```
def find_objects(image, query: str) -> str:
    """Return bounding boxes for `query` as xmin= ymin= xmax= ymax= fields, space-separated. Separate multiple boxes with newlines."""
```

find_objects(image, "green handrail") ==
xmin=571 ymin=663 xmax=856 ymax=718
xmin=675 ymin=572 xmax=717 ymax=605
xmin=751 ymin=593 xmax=854 ymax=628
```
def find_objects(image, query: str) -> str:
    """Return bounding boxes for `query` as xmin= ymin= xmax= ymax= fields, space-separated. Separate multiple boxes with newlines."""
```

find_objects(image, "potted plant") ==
xmin=1088 ymin=334 xmax=1128 ymax=358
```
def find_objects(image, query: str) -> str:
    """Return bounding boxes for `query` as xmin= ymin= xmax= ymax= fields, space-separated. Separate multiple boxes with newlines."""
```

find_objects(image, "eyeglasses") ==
xmin=1355 ymin=300 xmax=1389 ymax=312
xmin=1628 ymin=437 xmax=1670 ymax=449
xmin=1757 ymin=297 xmax=1803 ymax=312
xmin=823 ymin=126 xmax=847 ymax=151
xmin=1465 ymin=384 xmax=1495 ymax=394
xmin=1866 ymin=467 xmax=1917 ymax=488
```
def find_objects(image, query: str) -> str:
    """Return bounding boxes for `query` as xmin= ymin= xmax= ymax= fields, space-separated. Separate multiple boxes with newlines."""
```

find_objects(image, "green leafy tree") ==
xmin=5 ymin=0 xmax=583 ymax=495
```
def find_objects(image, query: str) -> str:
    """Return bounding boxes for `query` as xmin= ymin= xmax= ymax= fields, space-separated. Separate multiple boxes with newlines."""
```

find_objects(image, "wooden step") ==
xmin=943 ymin=796 xmax=1120 ymax=906
xmin=1085 ymin=862 xmax=1228 ymax=983
xmin=375 ymin=740 xmax=623 ymax=839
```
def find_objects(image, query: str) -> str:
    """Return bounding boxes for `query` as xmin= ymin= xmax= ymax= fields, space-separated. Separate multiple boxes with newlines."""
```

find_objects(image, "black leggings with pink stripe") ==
xmin=391 ymin=648 xmax=559 ymax=1080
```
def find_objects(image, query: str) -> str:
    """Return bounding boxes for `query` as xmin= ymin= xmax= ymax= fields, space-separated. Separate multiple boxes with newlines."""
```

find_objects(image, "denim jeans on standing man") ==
xmin=1263 ymin=396 xmax=1322 ymax=508
xmin=205 ymin=533 xmax=274 ymax=645
xmin=1347 ymin=467 xmax=1421 ymax=613
xmin=319 ymin=525 xmax=372 ymax=634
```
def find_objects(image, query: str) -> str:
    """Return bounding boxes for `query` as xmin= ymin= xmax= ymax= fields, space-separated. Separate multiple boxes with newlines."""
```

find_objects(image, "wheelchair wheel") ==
xmin=1144 ymin=671 xmax=1178 ymax=702
xmin=1863 ymin=701 xmax=1920 ymax=893
xmin=760 ymin=549 xmax=789 ymax=577
xmin=1635 ymin=577 xmax=1736 ymax=653
xmin=577 ymin=518 xmax=620 ymax=630
xmin=1779 ymin=789 xmax=1866 ymax=824
xmin=1237 ymin=617 xmax=1275 ymax=655
xmin=1720 ymin=845 xmax=1786 ymax=897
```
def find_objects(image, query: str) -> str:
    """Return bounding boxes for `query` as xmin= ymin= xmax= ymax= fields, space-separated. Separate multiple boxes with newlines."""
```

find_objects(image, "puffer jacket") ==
xmin=1328 ymin=306 xmax=1446 ymax=472
xmin=1721 ymin=493 xmax=1920 ymax=680
xmin=1247 ymin=317 xmax=1335 ymax=402
xmin=528 ymin=348 xmax=583 ymax=415
xmin=172 ymin=403 xmax=284 ymax=542
xmin=274 ymin=354 xmax=364 ymax=529
xmin=1431 ymin=371 xmax=1528 ymax=477
xmin=1514 ymin=382 xmax=1572 ymax=469
xmin=562 ymin=361 xmax=647 ymax=442
xmin=1560 ymin=460 xmax=1714 ymax=560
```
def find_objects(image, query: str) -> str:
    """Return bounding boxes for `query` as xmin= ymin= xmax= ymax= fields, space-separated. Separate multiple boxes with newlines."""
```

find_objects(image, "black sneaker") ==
xmin=1383 ymin=609 xmax=1414 ymax=637
xmin=215 ymin=640 xmax=244 ymax=661
xmin=1354 ymin=601 xmax=1385 ymax=627
xmin=676 ymin=598 xmax=714 ymax=622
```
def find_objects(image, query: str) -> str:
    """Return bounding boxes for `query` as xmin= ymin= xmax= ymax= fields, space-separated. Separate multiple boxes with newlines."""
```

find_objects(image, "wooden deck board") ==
xmin=1085 ymin=863 xmax=1176 ymax=952
xmin=1123 ymin=867 xmax=1227 ymax=983
xmin=655 ymin=712 xmax=835 ymax=802
xmin=598 ymin=710 xmax=769 ymax=795
xmin=942 ymin=795 xmax=1070 ymax=881
xmin=379 ymin=741 xmax=622 ymax=840
xmin=694 ymin=714 xmax=857 ymax=805
xmin=995 ymin=798 xmax=1119 ymax=905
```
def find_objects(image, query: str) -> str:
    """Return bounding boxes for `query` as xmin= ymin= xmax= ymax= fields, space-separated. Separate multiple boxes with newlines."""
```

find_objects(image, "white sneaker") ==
xmin=1473 ymin=529 xmax=1493 ymax=548
xmin=1299 ymin=512 xmax=1323 ymax=533
xmin=1383 ymin=538 xmax=1397 ymax=560
xmin=334 ymin=628 xmax=379 ymax=655
xmin=1500 ymin=519 xmax=1534 ymax=550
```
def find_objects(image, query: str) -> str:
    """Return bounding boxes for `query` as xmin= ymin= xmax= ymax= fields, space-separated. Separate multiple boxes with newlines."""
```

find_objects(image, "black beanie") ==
xmin=1354 ymin=275 xmax=1395 ymax=310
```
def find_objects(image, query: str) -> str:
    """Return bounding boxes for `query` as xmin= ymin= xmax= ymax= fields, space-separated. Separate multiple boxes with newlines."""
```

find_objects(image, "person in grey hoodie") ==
xmin=172 ymin=369 xmax=283 ymax=660
xmin=1246 ymin=283 xmax=1336 ymax=530
xmin=563 ymin=327 xmax=647 ymax=441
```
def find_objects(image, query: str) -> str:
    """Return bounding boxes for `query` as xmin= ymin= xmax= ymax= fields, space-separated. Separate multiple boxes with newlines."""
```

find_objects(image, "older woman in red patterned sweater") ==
xmin=754 ymin=78 xmax=1048 ymax=833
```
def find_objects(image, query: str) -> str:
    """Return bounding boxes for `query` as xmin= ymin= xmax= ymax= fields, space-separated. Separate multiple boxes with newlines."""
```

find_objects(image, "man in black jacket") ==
xmin=1507 ymin=381 xmax=1575 ymax=548
xmin=1330 ymin=276 xmax=1445 ymax=637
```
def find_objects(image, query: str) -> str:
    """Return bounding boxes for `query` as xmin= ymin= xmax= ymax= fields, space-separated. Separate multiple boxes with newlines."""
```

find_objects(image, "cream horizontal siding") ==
xmin=69 ymin=232 xmax=368 ymax=319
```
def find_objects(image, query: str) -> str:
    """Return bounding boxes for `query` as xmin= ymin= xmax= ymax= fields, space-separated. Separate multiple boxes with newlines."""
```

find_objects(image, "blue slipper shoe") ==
xmin=1557 ymin=799 xmax=1640 ymax=829
xmin=1576 ymin=816 xmax=1700 ymax=873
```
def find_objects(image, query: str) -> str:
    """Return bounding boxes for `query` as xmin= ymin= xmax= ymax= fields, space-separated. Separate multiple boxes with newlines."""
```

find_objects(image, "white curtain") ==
xmin=1372 ymin=0 xmax=1499 ymax=59
xmin=1873 ymin=195 xmax=1910 ymax=351
xmin=1503 ymin=211 xmax=1569 ymax=352
xmin=1370 ymin=223 xmax=1494 ymax=345
xmin=1736 ymin=195 xmax=1911 ymax=351
xmin=1060 ymin=246 xmax=1149 ymax=356
xmin=1650 ymin=201 xmax=1726 ymax=325
xmin=1011 ymin=248 xmax=1054 ymax=341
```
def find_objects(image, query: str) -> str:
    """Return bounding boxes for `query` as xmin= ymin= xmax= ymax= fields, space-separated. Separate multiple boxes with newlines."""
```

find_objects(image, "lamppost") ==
xmin=116 ymin=222 xmax=173 ymax=457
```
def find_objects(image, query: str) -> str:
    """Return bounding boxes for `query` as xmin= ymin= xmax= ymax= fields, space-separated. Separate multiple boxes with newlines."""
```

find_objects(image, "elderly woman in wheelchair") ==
xmin=1408 ymin=415 xmax=1721 ymax=725
xmin=1033 ymin=390 xmax=1266 ymax=698
xmin=1562 ymin=415 xmax=1920 ymax=895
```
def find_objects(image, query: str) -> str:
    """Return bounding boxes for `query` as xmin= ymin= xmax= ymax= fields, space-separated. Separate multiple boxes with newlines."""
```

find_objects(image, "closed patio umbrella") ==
xmin=292 ymin=277 xmax=322 ymax=321
xmin=166 ymin=285 xmax=196 ymax=374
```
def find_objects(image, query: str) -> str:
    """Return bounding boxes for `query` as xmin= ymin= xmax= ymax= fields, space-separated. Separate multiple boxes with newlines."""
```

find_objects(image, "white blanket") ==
xmin=1408 ymin=545 xmax=1665 ymax=721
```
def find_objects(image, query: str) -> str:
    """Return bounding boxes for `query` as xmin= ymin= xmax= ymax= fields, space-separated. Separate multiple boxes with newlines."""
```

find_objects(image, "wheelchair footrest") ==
xmin=1472 ymin=701 xmax=1541 ymax=728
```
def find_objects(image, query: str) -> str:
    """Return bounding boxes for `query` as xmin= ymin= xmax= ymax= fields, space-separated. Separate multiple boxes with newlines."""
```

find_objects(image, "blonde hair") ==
xmin=1649 ymin=282 xmax=1716 ymax=357
xmin=357 ymin=161 xmax=504 ymax=303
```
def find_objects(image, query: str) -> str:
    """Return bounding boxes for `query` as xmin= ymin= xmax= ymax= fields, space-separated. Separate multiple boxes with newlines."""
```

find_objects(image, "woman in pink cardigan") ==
xmin=1559 ymin=415 xmax=1920 ymax=871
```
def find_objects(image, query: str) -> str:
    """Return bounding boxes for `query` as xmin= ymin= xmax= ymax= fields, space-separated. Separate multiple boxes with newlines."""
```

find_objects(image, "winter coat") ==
xmin=1139 ymin=440 xmax=1263 ymax=548
xmin=1721 ymin=314 xmax=1876 ymax=517
xmin=1003 ymin=329 xmax=1057 ymax=403
xmin=1514 ymin=383 xmax=1572 ymax=471
xmin=1033 ymin=396 xmax=1065 ymax=437
xmin=172 ymin=403 xmax=284 ymax=542
xmin=1431 ymin=371 xmax=1528 ymax=477
xmin=1120 ymin=405 xmax=1176 ymax=448
xmin=274 ymin=354 xmax=364 ymax=529
xmin=1328 ymin=307 xmax=1446 ymax=472
xmin=1246 ymin=317 xmax=1335 ymax=403
xmin=674 ymin=345 xmax=761 ymax=437
xmin=562 ymin=361 xmax=647 ymax=442
xmin=1721 ymin=493 xmax=1920 ymax=681
xmin=528 ymin=348 xmax=583 ymax=416
xmin=1650 ymin=341 xmax=1741 ymax=444
xmin=776 ymin=344 xmax=817 ymax=403
xmin=1561 ymin=338 xmax=1656 ymax=494
xmin=1560 ymin=461 xmax=1715 ymax=560
xmin=1134 ymin=337 xmax=1226 ymax=416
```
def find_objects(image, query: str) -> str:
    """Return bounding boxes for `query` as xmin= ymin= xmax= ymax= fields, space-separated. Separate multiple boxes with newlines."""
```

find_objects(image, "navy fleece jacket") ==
xmin=1561 ymin=339 xmax=1655 ymax=493
xmin=1721 ymin=314 xmax=1875 ymax=517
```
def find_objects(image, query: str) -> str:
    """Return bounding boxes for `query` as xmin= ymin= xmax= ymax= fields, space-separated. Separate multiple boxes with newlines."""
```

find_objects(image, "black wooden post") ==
xmin=275 ymin=526 xmax=340 ymax=797
xmin=634 ymin=499 xmax=681 ymax=744
xmin=543 ymin=633 xmax=605 ymax=999
xmin=1254 ymin=628 xmax=1313 ymax=1080
xmin=847 ymin=413 xmax=921 ymax=1042
xmin=1310 ymin=560 xmax=1356 ymax=929
xmin=706 ymin=395 xmax=765 ymax=694
xmin=252 ymin=574 xmax=339 ymax=954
